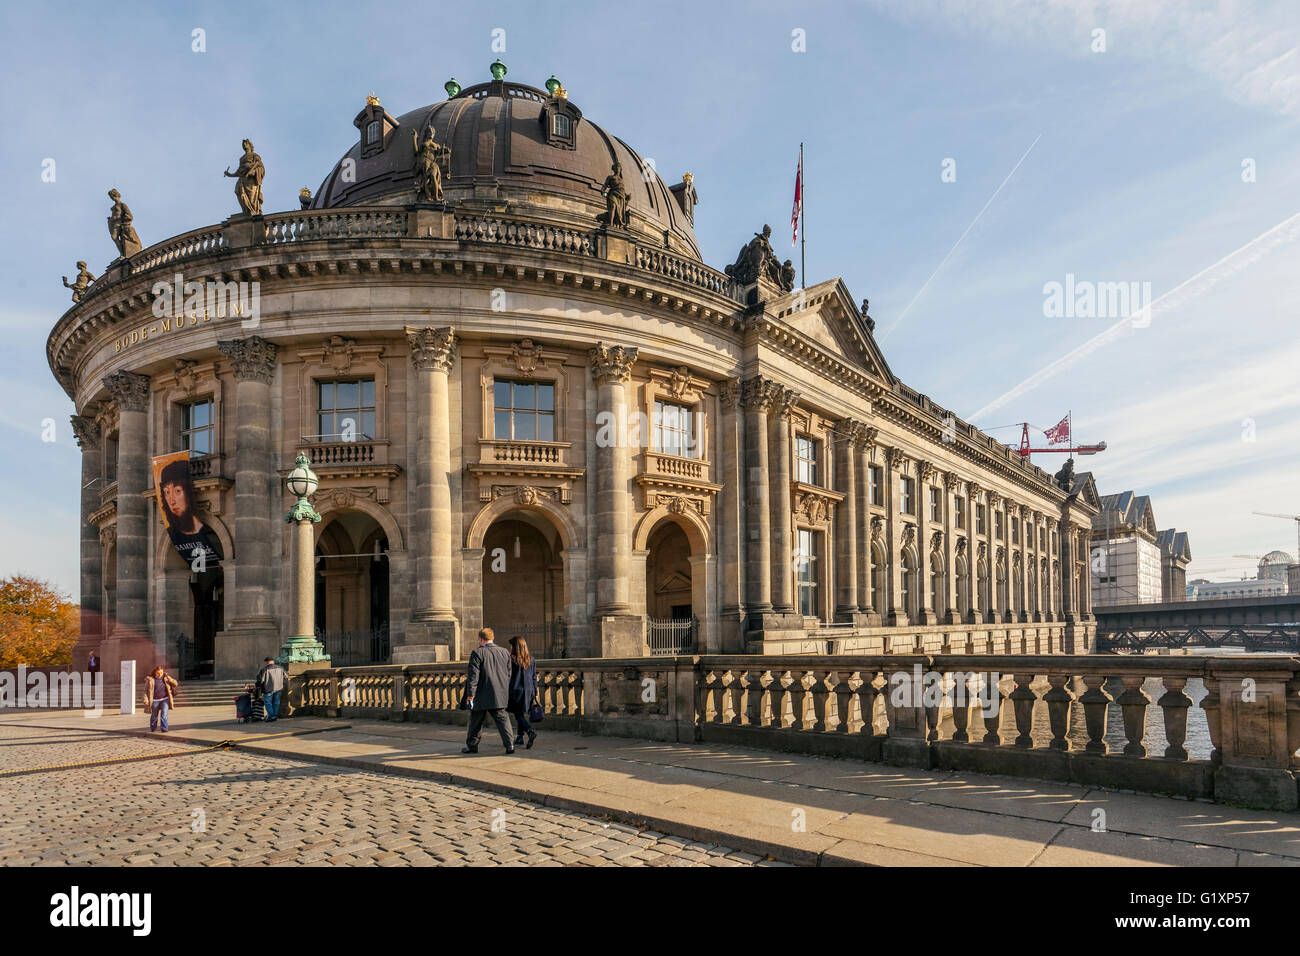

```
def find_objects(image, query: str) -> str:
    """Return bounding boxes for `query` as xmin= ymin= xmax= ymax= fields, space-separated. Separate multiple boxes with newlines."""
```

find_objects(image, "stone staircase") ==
xmin=98 ymin=679 xmax=254 ymax=711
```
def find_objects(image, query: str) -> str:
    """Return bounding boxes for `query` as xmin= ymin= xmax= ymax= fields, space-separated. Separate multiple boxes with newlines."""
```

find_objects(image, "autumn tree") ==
xmin=0 ymin=575 xmax=79 ymax=668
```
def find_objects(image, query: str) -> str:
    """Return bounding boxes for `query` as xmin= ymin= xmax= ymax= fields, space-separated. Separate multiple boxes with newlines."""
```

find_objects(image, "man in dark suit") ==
xmin=462 ymin=628 xmax=515 ymax=754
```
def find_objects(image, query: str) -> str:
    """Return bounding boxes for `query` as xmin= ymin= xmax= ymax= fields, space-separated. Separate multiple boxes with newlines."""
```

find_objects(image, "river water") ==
xmin=933 ymin=650 xmax=1291 ymax=760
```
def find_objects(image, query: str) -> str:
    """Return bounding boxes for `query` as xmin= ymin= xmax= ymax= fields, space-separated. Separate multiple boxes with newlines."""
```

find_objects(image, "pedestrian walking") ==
xmin=257 ymin=657 xmax=288 ymax=721
xmin=86 ymin=652 xmax=99 ymax=680
xmin=461 ymin=628 xmax=515 ymax=754
xmin=507 ymin=635 xmax=538 ymax=750
xmin=143 ymin=665 xmax=177 ymax=733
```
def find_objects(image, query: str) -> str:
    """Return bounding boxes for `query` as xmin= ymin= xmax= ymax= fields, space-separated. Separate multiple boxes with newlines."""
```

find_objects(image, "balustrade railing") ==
xmin=481 ymin=440 xmax=564 ymax=465
xmin=303 ymin=440 xmax=379 ymax=467
xmin=291 ymin=652 xmax=1300 ymax=809
xmin=263 ymin=209 xmax=407 ymax=242
xmin=128 ymin=227 xmax=226 ymax=274
xmin=453 ymin=215 xmax=597 ymax=256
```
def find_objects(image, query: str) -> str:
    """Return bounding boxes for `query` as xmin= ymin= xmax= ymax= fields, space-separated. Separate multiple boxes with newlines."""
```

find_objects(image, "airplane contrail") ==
xmin=879 ymin=134 xmax=1041 ymax=342
xmin=968 ymin=207 xmax=1300 ymax=423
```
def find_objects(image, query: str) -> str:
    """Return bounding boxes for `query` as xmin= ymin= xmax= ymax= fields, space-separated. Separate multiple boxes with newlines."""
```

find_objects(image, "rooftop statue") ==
xmin=1054 ymin=457 xmax=1076 ymax=493
xmin=224 ymin=139 xmax=265 ymax=216
xmin=62 ymin=261 xmax=96 ymax=302
xmin=412 ymin=126 xmax=451 ymax=202
xmin=106 ymin=189 xmax=142 ymax=259
xmin=861 ymin=298 xmax=876 ymax=332
xmin=726 ymin=224 xmax=793 ymax=290
xmin=596 ymin=160 xmax=630 ymax=230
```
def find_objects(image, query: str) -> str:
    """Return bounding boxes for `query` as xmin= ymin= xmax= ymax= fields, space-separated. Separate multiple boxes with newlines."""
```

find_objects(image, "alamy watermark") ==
xmin=0 ymin=666 xmax=103 ymax=715
xmin=1043 ymin=273 xmax=1151 ymax=325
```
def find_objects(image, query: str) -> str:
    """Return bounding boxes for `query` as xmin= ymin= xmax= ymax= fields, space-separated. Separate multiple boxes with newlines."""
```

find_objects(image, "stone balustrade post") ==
xmin=1204 ymin=658 xmax=1300 ymax=810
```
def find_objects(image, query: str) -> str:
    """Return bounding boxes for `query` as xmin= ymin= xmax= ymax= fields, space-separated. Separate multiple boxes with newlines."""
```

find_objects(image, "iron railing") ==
xmin=486 ymin=618 xmax=567 ymax=660
xmin=648 ymin=616 xmax=697 ymax=656
xmin=319 ymin=629 xmax=391 ymax=667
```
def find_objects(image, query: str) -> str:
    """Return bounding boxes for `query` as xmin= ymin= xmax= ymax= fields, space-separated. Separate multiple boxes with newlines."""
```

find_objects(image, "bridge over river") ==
xmin=1095 ymin=594 xmax=1300 ymax=652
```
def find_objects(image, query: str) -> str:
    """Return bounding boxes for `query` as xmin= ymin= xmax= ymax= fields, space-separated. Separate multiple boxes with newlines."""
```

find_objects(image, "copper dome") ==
xmin=311 ymin=78 xmax=702 ymax=260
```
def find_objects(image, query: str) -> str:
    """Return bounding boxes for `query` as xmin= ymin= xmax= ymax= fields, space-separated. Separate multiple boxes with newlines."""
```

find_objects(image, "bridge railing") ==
xmin=290 ymin=653 xmax=1300 ymax=811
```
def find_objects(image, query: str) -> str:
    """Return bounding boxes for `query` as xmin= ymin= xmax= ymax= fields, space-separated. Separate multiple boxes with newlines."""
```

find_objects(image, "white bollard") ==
xmin=120 ymin=659 xmax=136 ymax=715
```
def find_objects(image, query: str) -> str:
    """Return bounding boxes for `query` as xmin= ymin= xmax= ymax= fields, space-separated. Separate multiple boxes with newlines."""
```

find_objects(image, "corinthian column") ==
xmin=741 ymin=377 xmax=776 ymax=616
xmin=718 ymin=381 xmax=746 ymax=649
xmin=101 ymin=371 xmax=151 ymax=655
xmin=856 ymin=429 xmax=879 ymax=624
xmin=217 ymin=336 xmax=279 ymax=633
xmin=396 ymin=326 xmax=461 ymax=663
xmin=70 ymin=414 xmax=103 ymax=669
xmin=590 ymin=343 xmax=642 ymax=657
xmin=833 ymin=419 xmax=863 ymax=622
xmin=768 ymin=386 xmax=799 ymax=614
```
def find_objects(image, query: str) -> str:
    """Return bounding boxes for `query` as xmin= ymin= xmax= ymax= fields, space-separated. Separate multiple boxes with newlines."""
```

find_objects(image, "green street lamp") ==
xmin=279 ymin=454 xmax=329 ymax=666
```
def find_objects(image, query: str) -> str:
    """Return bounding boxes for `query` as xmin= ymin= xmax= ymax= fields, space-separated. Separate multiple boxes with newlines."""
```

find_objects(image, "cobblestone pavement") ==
xmin=0 ymin=724 xmax=774 ymax=866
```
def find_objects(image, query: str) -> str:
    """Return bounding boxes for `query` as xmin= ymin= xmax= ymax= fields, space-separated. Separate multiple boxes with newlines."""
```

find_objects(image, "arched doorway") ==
xmin=314 ymin=511 xmax=390 ymax=665
xmin=481 ymin=512 xmax=565 ymax=658
xmin=645 ymin=520 xmax=695 ymax=654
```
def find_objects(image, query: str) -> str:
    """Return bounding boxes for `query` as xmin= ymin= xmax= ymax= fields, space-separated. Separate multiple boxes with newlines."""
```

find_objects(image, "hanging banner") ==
xmin=151 ymin=451 xmax=221 ymax=571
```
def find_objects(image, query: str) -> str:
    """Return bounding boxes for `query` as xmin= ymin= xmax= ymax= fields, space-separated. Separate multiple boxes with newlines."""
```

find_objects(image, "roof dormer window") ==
xmin=540 ymin=75 xmax=581 ymax=149
xmin=353 ymin=93 xmax=399 ymax=159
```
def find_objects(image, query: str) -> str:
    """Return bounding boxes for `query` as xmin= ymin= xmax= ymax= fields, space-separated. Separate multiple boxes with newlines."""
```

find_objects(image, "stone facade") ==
xmin=48 ymin=73 xmax=1097 ymax=677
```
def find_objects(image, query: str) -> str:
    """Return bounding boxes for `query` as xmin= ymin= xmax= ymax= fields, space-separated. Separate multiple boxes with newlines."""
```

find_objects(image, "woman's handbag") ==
xmin=528 ymin=697 xmax=544 ymax=723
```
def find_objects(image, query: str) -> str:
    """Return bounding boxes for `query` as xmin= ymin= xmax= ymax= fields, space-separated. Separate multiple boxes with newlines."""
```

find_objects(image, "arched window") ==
xmin=929 ymin=551 xmax=944 ymax=617
xmin=901 ymin=549 xmax=916 ymax=620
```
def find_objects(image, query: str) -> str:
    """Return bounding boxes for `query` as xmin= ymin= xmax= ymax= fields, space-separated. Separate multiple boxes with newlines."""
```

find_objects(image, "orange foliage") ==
xmin=0 ymin=575 xmax=79 ymax=668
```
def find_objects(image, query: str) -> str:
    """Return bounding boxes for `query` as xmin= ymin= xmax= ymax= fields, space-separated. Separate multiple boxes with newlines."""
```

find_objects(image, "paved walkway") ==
xmin=0 ymin=722 xmax=761 ymax=867
xmin=4 ymin=706 xmax=1299 ymax=866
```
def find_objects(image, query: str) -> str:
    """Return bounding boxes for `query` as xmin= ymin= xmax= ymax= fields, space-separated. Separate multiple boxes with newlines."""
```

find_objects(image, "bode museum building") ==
xmin=48 ymin=64 xmax=1100 ymax=680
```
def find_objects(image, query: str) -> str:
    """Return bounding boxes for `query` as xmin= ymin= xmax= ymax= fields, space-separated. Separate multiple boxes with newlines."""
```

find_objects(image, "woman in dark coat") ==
xmin=507 ymin=635 xmax=538 ymax=749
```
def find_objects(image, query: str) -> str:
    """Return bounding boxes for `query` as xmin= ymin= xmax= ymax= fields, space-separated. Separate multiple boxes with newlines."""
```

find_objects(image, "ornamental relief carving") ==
xmin=323 ymin=335 xmax=358 ymax=374
xmin=217 ymin=335 xmax=278 ymax=385
xmin=309 ymin=485 xmax=379 ymax=511
xmin=793 ymin=490 xmax=832 ymax=525
xmin=887 ymin=446 xmax=907 ymax=471
xmin=99 ymin=523 xmax=117 ymax=549
xmin=483 ymin=483 xmax=571 ymax=506
xmin=919 ymin=461 xmax=935 ymax=483
xmin=945 ymin=472 xmax=962 ymax=492
xmin=871 ymin=514 xmax=884 ymax=539
xmin=901 ymin=523 xmax=916 ymax=550
xmin=102 ymin=370 xmax=150 ymax=412
xmin=656 ymin=493 xmax=704 ymax=517
xmin=511 ymin=338 xmax=544 ymax=377
xmin=930 ymin=530 xmax=943 ymax=554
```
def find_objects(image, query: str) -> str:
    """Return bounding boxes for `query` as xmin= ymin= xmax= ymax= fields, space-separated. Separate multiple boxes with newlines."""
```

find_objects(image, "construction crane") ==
xmin=1009 ymin=422 xmax=1107 ymax=461
xmin=1252 ymin=512 xmax=1300 ymax=561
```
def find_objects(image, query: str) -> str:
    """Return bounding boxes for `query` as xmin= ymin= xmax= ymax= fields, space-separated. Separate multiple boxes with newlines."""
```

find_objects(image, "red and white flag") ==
xmin=791 ymin=152 xmax=803 ymax=246
xmin=1043 ymin=415 xmax=1071 ymax=445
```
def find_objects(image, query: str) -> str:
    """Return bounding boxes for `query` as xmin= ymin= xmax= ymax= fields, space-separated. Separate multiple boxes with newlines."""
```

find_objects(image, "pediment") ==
xmin=765 ymin=278 xmax=895 ymax=386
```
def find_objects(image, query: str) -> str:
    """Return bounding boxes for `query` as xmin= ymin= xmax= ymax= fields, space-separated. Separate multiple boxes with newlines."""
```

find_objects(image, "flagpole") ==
xmin=800 ymin=142 xmax=806 ymax=289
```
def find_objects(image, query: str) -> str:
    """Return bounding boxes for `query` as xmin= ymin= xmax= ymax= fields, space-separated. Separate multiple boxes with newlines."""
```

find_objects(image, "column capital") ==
xmin=887 ymin=446 xmax=908 ymax=471
xmin=833 ymin=418 xmax=869 ymax=447
xmin=407 ymin=326 xmax=457 ymax=372
xmin=918 ymin=459 xmax=936 ymax=483
xmin=719 ymin=377 xmax=743 ymax=410
xmin=945 ymin=471 xmax=963 ymax=491
xmin=101 ymin=370 xmax=150 ymax=413
xmin=70 ymin=415 xmax=101 ymax=450
xmin=218 ymin=335 xmax=278 ymax=384
xmin=589 ymin=342 xmax=638 ymax=385
xmin=968 ymin=481 xmax=982 ymax=500
xmin=987 ymin=489 xmax=1002 ymax=507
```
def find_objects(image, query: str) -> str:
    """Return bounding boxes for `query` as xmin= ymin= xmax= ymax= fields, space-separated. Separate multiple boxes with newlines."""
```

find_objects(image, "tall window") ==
xmin=494 ymin=380 xmax=554 ymax=441
xmin=652 ymin=400 xmax=696 ymax=458
xmin=181 ymin=399 xmax=214 ymax=456
xmin=929 ymin=486 xmax=941 ymax=521
xmin=552 ymin=114 xmax=571 ymax=137
xmin=796 ymin=528 xmax=820 ymax=617
xmin=105 ymin=435 xmax=118 ymax=484
xmin=954 ymin=495 xmax=966 ymax=529
xmin=900 ymin=476 xmax=915 ymax=515
xmin=318 ymin=379 xmax=376 ymax=441
xmin=976 ymin=503 xmax=987 ymax=535
xmin=1012 ymin=516 xmax=1020 ymax=544
xmin=795 ymin=435 xmax=819 ymax=484
xmin=869 ymin=465 xmax=883 ymax=506
xmin=995 ymin=509 xmax=1004 ymax=539
xmin=366 ymin=120 xmax=380 ymax=144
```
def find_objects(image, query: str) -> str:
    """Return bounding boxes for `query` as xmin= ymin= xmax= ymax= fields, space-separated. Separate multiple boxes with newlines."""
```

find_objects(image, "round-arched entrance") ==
xmin=480 ymin=510 xmax=566 ymax=658
xmin=314 ymin=510 xmax=390 ymax=665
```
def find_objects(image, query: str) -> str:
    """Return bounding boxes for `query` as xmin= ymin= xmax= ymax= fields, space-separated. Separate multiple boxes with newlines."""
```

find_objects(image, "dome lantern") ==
xmin=444 ymin=77 xmax=461 ymax=98
xmin=490 ymin=59 xmax=507 ymax=81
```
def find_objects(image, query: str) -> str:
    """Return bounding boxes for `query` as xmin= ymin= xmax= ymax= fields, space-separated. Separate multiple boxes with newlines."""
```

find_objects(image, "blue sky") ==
xmin=2 ymin=0 xmax=1299 ymax=597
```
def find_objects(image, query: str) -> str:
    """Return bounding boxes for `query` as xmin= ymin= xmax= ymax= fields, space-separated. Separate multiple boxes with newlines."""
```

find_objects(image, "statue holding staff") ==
xmin=224 ymin=139 xmax=265 ymax=216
